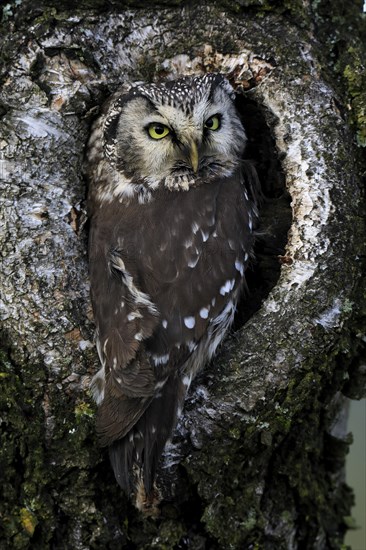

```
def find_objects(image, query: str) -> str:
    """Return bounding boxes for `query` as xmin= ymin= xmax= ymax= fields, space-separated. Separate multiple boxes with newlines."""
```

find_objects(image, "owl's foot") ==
xmin=135 ymin=478 xmax=162 ymax=519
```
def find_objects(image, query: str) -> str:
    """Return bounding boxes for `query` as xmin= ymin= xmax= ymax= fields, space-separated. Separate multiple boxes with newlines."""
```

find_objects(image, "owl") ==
xmin=86 ymin=73 xmax=259 ymax=514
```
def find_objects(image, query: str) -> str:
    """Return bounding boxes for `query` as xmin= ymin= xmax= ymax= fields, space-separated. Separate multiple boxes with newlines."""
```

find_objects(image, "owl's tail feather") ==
xmin=108 ymin=374 xmax=186 ymax=512
xmin=141 ymin=373 xmax=186 ymax=492
xmin=109 ymin=437 xmax=135 ymax=494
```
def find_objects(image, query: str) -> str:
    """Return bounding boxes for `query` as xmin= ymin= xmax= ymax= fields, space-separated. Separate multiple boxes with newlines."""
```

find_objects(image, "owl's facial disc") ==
xmin=141 ymin=104 xmax=233 ymax=181
xmin=114 ymin=80 xmax=246 ymax=190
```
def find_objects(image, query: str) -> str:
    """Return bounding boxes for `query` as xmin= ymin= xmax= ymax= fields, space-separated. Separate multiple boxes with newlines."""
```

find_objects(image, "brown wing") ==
xmin=88 ymin=228 xmax=160 ymax=447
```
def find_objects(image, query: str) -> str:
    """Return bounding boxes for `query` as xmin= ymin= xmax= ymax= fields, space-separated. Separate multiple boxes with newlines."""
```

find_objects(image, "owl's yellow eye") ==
xmin=147 ymin=123 xmax=170 ymax=140
xmin=204 ymin=115 xmax=221 ymax=131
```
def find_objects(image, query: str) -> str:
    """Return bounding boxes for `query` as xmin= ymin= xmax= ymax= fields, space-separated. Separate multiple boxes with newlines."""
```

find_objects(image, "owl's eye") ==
xmin=147 ymin=123 xmax=170 ymax=140
xmin=204 ymin=115 xmax=221 ymax=131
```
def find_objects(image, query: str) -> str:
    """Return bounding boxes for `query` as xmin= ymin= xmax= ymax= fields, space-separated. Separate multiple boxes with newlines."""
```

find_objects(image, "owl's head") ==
xmin=103 ymin=74 xmax=247 ymax=192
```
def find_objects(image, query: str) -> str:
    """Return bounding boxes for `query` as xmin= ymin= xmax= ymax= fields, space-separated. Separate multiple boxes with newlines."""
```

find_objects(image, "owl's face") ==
xmin=103 ymin=74 xmax=247 ymax=193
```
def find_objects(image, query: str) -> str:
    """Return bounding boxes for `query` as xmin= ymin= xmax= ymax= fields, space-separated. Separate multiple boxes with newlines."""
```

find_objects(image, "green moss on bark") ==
xmin=0 ymin=349 xmax=47 ymax=548
xmin=0 ymin=347 xmax=108 ymax=549
xmin=343 ymin=48 xmax=366 ymax=147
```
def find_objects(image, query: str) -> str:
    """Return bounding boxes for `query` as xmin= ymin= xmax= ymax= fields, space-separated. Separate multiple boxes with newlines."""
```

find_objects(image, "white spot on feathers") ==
xmin=184 ymin=238 xmax=193 ymax=248
xmin=103 ymin=337 xmax=109 ymax=354
xmin=155 ymin=378 xmax=168 ymax=390
xmin=191 ymin=222 xmax=200 ymax=234
xmin=90 ymin=367 xmax=105 ymax=405
xmin=188 ymin=256 xmax=199 ymax=268
xmin=220 ymin=279 xmax=233 ymax=296
xmin=151 ymin=353 xmax=170 ymax=366
xmin=183 ymin=374 xmax=192 ymax=388
xmin=187 ymin=341 xmax=197 ymax=352
xmin=199 ymin=307 xmax=209 ymax=319
xmin=127 ymin=311 xmax=142 ymax=321
xmin=200 ymin=229 xmax=209 ymax=242
xmin=207 ymin=300 xmax=236 ymax=358
xmin=235 ymin=260 xmax=244 ymax=276
xmin=184 ymin=316 xmax=196 ymax=329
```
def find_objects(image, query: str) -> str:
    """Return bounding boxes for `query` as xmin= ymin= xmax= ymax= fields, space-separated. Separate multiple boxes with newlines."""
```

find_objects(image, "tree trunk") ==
xmin=1 ymin=1 xmax=365 ymax=549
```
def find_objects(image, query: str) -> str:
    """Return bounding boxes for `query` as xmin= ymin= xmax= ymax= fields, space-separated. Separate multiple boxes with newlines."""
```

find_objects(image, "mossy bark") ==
xmin=0 ymin=1 xmax=365 ymax=549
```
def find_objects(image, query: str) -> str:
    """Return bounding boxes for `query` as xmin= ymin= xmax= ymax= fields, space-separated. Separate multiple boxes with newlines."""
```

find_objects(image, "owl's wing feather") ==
xmin=89 ymin=242 xmax=160 ymax=447
xmin=97 ymin=393 xmax=153 ymax=448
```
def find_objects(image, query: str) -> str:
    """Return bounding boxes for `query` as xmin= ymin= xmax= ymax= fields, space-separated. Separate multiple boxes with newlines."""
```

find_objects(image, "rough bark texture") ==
xmin=0 ymin=1 xmax=365 ymax=549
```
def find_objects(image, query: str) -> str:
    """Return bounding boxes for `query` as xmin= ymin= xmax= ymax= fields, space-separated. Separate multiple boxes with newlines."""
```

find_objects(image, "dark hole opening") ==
xmin=234 ymin=93 xmax=292 ymax=328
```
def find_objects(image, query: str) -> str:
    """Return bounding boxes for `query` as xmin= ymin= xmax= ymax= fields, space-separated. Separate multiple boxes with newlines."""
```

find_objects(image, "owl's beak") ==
xmin=189 ymin=141 xmax=199 ymax=173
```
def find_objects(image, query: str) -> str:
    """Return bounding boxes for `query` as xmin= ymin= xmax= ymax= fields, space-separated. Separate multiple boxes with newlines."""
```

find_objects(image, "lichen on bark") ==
xmin=0 ymin=1 xmax=365 ymax=549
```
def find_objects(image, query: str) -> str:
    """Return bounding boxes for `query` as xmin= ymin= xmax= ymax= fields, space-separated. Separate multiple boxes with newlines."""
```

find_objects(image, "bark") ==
xmin=0 ymin=1 xmax=365 ymax=549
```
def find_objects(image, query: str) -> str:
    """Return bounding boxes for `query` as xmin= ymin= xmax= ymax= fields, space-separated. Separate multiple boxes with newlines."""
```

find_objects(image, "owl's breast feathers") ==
xmin=88 ymin=169 xmax=257 ymax=493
